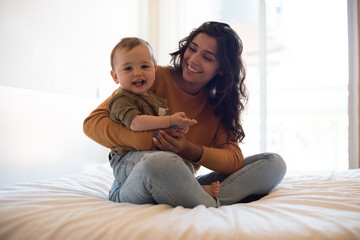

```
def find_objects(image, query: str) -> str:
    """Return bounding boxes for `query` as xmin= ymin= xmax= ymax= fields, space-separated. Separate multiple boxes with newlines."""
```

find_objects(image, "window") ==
xmin=157 ymin=0 xmax=350 ymax=171
xmin=263 ymin=0 xmax=349 ymax=170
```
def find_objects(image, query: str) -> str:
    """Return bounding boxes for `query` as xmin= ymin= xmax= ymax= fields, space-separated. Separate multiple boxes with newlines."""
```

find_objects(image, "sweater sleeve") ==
xmin=109 ymin=91 xmax=142 ymax=129
xmin=83 ymin=91 xmax=154 ymax=150
xmin=197 ymin=123 xmax=244 ymax=175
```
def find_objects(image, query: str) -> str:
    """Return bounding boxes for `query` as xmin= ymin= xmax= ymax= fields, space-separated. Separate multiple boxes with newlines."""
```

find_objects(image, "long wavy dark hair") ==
xmin=170 ymin=21 xmax=248 ymax=142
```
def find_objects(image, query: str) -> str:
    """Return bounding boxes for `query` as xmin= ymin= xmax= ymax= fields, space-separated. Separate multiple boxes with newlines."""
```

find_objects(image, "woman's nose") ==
xmin=189 ymin=52 xmax=201 ymax=64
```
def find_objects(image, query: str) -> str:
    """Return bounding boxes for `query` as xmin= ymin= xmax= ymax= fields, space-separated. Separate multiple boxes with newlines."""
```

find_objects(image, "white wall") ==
xmin=0 ymin=0 xmax=143 ymax=99
xmin=0 ymin=0 xmax=149 ymax=185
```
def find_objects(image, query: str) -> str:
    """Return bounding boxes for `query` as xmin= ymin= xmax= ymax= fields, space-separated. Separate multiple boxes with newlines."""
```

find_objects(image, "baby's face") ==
xmin=112 ymin=44 xmax=155 ymax=95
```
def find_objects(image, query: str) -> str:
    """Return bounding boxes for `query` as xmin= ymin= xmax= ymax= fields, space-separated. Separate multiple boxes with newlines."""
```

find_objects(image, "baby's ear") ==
xmin=110 ymin=70 xmax=119 ymax=84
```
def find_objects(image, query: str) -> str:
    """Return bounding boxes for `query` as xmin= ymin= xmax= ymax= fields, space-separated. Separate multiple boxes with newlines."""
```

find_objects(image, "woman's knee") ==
xmin=265 ymin=152 xmax=287 ymax=180
xmin=138 ymin=151 xmax=185 ymax=176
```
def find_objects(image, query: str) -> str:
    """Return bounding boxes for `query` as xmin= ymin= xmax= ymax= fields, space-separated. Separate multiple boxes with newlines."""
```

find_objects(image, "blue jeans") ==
xmin=108 ymin=151 xmax=286 ymax=208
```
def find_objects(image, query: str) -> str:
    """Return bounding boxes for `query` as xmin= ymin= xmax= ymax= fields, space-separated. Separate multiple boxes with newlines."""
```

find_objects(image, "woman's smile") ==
xmin=187 ymin=63 xmax=201 ymax=73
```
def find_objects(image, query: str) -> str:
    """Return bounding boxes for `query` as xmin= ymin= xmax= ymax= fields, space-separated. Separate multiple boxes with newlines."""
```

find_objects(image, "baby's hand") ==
xmin=170 ymin=112 xmax=197 ymax=130
xmin=177 ymin=125 xmax=189 ymax=134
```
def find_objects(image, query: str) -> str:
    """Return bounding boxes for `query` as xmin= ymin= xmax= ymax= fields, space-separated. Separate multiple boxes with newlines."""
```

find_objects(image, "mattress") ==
xmin=0 ymin=164 xmax=359 ymax=240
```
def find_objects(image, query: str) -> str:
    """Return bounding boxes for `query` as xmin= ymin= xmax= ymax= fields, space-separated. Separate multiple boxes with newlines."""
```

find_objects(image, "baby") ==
xmin=108 ymin=37 xmax=219 ymax=197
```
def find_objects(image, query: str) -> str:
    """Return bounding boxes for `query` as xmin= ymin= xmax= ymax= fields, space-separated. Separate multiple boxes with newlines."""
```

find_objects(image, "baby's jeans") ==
xmin=108 ymin=151 xmax=286 ymax=208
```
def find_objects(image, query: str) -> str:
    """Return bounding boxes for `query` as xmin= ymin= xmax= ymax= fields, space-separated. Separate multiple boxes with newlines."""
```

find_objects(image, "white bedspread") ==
xmin=1 ymin=164 xmax=359 ymax=240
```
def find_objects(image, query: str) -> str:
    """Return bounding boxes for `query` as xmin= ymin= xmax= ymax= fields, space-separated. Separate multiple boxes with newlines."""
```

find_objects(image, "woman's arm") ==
xmin=198 ymin=142 xmax=243 ymax=175
xmin=195 ymin=122 xmax=244 ymax=174
xmin=83 ymin=93 xmax=154 ymax=150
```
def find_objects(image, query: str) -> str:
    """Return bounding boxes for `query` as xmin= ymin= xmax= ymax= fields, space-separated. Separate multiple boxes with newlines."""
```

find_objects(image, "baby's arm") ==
xmin=130 ymin=112 xmax=197 ymax=132
xmin=169 ymin=112 xmax=198 ymax=134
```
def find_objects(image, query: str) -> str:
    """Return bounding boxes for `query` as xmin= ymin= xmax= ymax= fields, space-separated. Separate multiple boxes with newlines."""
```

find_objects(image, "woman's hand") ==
xmin=153 ymin=127 xmax=187 ymax=154
xmin=153 ymin=127 xmax=203 ymax=162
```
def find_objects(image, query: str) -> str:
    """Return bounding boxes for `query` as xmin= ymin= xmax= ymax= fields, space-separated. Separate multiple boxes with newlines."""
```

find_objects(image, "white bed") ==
xmin=1 ymin=163 xmax=360 ymax=240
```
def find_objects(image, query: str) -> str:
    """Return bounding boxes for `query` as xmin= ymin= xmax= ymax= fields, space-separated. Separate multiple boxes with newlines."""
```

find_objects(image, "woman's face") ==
xmin=181 ymin=33 xmax=221 ymax=92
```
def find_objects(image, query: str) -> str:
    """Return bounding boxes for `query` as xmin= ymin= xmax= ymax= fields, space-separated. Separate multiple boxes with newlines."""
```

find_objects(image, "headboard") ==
xmin=0 ymin=86 xmax=109 ymax=186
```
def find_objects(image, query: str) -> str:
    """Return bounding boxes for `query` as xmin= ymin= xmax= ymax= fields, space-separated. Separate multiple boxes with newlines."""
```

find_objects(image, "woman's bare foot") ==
xmin=201 ymin=181 xmax=220 ymax=197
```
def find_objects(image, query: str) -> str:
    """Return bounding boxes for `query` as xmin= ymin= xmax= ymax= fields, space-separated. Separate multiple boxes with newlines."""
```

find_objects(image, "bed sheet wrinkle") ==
xmin=169 ymin=204 xmax=234 ymax=233
xmin=1 ymin=164 xmax=360 ymax=240
xmin=106 ymin=204 xmax=176 ymax=239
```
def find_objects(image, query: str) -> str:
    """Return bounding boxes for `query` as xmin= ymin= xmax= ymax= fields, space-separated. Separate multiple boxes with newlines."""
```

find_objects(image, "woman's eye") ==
xmin=188 ymin=47 xmax=196 ymax=52
xmin=203 ymin=55 xmax=214 ymax=62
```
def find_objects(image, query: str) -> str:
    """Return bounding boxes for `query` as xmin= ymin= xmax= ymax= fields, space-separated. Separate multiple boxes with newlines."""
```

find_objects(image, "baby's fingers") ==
xmin=182 ymin=118 xmax=197 ymax=126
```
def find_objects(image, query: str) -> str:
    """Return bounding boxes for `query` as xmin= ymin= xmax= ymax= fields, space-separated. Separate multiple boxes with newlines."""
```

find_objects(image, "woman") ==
xmin=83 ymin=21 xmax=286 ymax=208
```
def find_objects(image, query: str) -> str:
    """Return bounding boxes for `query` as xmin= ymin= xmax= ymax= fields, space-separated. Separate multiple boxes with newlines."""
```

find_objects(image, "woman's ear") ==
xmin=110 ymin=70 xmax=119 ymax=84
xmin=217 ymin=70 xmax=223 ymax=77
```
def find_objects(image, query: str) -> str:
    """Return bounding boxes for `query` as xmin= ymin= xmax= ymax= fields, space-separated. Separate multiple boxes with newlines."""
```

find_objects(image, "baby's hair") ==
xmin=110 ymin=37 xmax=156 ymax=70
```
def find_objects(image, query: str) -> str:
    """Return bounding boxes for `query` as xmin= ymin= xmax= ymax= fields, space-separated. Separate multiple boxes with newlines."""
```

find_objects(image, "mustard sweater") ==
xmin=83 ymin=66 xmax=244 ymax=174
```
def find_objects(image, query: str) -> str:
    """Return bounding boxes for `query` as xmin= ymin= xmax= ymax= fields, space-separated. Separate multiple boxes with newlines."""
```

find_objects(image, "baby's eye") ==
xmin=123 ymin=66 xmax=132 ymax=71
xmin=141 ymin=65 xmax=150 ymax=69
